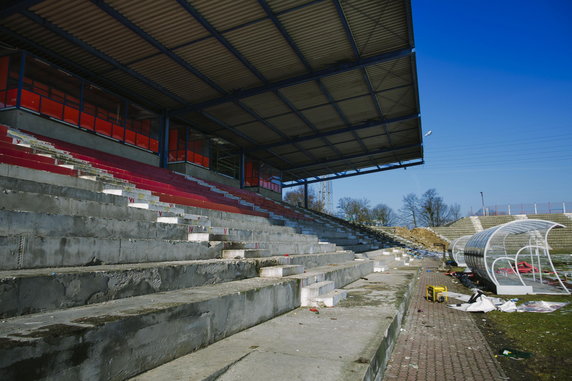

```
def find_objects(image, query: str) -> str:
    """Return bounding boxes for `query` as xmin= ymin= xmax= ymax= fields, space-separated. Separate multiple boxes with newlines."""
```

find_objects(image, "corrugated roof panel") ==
xmin=335 ymin=95 xmax=378 ymax=124
xmin=235 ymin=121 xmax=283 ymax=143
xmin=278 ymin=81 xmax=329 ymax=109
xmin=106 ymin=0 xmax=209 ymax=49
xmin=301 ymin=104 xmax=343 ymax=129
xmin=265 ymin=0 xmax=318 ymax=13
xmin=129 ymin=55 xmax=220 ymax=102
xmin=31 ymin=0 xmax=158 ymax=64
xmin=103 ymin=71 xmax=180 ymax=108
xmin=376 ymin=87 xmax=415 ymax=119
xmin=278 ymin=1 xmax=353 ymax=70
xmin=223 ymin=19 xmax=306 ymax=82
xmin=319 ymin=70 xmax=369 ymax=100
xmin=241 ymin=93 xmax=292 ymax=118
xmin=191 ymin=0 xmax=267 ymax=31
xmin=366 ymin=57 xmax=412 ymax=90
xmin=204 ymin=103 xmax=256 ymax=126
xmin=264 ymin=114 xmax=310 ymax=137
xmin=176 ymin=37 xmax=261 ymax=94
xmin=1 ymin=15 xmax=115 ymax=74
xmin=325 ymin=132 xmax=357 ymax=145
xmin=342 ymin=0 xmax=410 ymax=56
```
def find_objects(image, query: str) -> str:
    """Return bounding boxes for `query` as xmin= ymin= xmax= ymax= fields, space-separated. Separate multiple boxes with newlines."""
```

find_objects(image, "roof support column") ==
xmin=16 ymin=51 xmax=26 ymax=109
xmin=159 ymin=111 xmax=170 ymax=168
xmin=304 ymin=182 xmax=309 ymax=209
xmin=239 ymin=151 xmax=246 ymax=189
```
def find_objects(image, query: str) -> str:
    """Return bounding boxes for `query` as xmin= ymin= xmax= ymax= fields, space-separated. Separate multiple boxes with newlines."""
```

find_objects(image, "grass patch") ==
xmin=475 ymin=294 xmax=572 ymax=380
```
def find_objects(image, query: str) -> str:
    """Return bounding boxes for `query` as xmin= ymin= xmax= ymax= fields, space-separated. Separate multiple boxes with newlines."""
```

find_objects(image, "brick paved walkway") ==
xmin=383 ymin=258 xmax=508 ymax=381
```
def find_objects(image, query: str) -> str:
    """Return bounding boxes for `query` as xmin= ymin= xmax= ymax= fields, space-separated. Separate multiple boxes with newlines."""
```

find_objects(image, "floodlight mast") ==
xmin=480 ymin=192 xmax=486 ymax=216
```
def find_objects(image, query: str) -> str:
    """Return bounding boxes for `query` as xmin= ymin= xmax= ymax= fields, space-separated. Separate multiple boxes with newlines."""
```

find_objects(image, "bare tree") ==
xmin=418 ymin=188 xmax=452 ymax=227
xmin=399 ymin=193 xmax=419 ymax=228
xmin=370 ymin=203 xmax=397 ymax=226
xmin=338 ymin=197 xmax=371 ymax=224
xmin=448 ymin=203 xmax=462 ymax=222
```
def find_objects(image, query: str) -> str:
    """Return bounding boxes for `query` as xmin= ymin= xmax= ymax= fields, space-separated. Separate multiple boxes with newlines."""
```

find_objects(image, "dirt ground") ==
xmin=390 ymin=226 xmax=450 ymax=251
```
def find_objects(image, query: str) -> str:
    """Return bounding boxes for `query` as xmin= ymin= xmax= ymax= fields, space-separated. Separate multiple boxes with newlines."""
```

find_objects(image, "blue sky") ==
xmin=326 ymin=0 xmax=572 ymax=216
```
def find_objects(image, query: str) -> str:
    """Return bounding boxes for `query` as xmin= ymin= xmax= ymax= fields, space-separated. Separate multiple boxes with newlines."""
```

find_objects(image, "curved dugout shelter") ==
xmin=449 ymin=235 xmax=471 ymax=267
xmin=464 ymin=219 xmax=569 ymax=295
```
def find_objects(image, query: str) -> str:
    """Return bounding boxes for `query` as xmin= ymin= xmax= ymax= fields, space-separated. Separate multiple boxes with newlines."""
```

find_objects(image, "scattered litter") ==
xmin=409 ymin=364 xmax=419 ymax=369
xmin=517 ymin=301 xmax=569 ymax=313
xmin=448 ymin=291 xmax=498 ymax=313
xmin=442 ymin=291 xmax=472 ymax=302
xmin=499 ymin=348 xmax=532 ymax=360
xmin=498 ymin=300 xmax=517 ymax=313
xmin=447 ymin=291 xmax=568 ymax=314
xmin=417 ymin=309 xmax=423 ymax=313
xmin=360 ymin=277 xmax=368 ymax=280
xmin=309 ymin=308 xmax=319 ymax=314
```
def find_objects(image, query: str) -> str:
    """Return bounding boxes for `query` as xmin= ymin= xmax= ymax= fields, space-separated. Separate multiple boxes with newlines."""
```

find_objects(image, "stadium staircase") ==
xmin=0 ymin=124 xmax=408 ymax=379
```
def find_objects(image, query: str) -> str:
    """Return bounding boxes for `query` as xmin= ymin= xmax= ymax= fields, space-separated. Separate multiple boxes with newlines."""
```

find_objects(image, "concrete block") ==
xmin=222 ymin=249 xmax=272 ymax=259
xmin=259 ymin=265 xmax=304 ymax=278
xmin=312 ymin=289 xmax=348 ymax=307
xmin=300 ymin=280 xmax=337 ymax=306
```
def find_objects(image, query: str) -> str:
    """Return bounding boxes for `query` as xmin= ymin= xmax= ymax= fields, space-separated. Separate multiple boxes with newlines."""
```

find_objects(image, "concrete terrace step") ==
xmin=0 ymin=234 xmax=221 ymax=270
xmin=0 ymin=277 xmax=299 ymax=380
xmin=259 ymin=265 xmax=304 ymax=278
xmin=0 ymin=175 xmax=125 ymax=207
xmin=0 ymin=188 xmax=160 ymax=222
xmin=0 ymin=209 xmax=191 ymax=241
xmin=222 ymin=241 xmax=338 ymax=255
xmin=131 ymin=269 xmax=417 ymax=381
xmin=300 ymin=280 xmax=335 ymax=306
xmin=187 ymin=228 xmax=320 ymax=244
xmin=312 ymin=289 xmax=348 ymax=307
xmin=0 ymin=258 xmax=273 ymax=319
xmin=222 ymin=249 xmax=272 ymax=259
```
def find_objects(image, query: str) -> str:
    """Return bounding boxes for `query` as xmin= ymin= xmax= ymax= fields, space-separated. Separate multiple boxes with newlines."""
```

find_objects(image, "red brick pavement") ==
xmin=383 ymin=258 xmax=508 ymax=381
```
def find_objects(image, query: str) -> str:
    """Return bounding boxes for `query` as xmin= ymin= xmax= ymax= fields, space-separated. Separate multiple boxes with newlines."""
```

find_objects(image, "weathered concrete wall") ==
xmin=0 ymin=277 xmax=299 ymax=381
xmin=0 ymin=109 xmax=159 ymax=166
xmin=168 ymin=162 xmax=240 ymax=188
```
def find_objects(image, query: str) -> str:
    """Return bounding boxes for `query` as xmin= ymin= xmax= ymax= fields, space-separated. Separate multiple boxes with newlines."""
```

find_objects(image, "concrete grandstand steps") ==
xmin=0 ymin=258 xmax=267 ymax=319
xmin=222 ymin=240 xmax=339 ymax=255
xmin=0 ymin=188 xmax=163 ymax=223
xmin=0 ymin=260 xmax=373 ymax=380
xmin=0 ymin=276 xmax=299 ymax=380
xmin=0 ymin=234 xmax=221 ymax=270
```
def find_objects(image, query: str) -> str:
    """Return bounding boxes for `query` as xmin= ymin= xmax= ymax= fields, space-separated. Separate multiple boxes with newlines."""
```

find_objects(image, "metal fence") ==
xmin=475 ymin=201 xmax=571 ymax=216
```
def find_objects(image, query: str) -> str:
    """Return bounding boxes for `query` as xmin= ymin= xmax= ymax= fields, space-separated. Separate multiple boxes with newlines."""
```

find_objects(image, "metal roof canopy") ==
xmin=0 ymin=0 xmax=424 ymax=183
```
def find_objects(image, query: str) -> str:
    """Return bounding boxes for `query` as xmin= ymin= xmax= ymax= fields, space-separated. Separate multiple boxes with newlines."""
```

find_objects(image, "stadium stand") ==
xmin=0 ymin=123 xmax=413 ymax=379
xmin=0 ymin=0 xmax=424 ymax=378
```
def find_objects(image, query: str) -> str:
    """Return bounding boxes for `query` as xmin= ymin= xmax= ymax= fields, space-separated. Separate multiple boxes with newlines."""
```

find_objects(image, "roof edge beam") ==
xmin=169 ymin=47 xmax=413 ymax=116
xmin=282 ymin=160 xmax=424 ymax=187
xmin=286 ymin=143 xmax=421 ymax=171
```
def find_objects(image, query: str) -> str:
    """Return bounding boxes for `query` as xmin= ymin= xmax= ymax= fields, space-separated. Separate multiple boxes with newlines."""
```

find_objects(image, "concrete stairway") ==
xmin=0 ymin=125 xmax=394 ymax=379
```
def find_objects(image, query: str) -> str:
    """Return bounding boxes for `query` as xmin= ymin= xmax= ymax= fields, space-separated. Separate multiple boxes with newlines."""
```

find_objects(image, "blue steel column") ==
xmin=239 ymin=151 xmax=245 ymax=189
xmin=159 ymin=111 xmax=170 ymax=168
xmin=16 ymin=51 xmax=26 ymax=108
xmin=304 ymin=182 xmax=309 ymax=209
